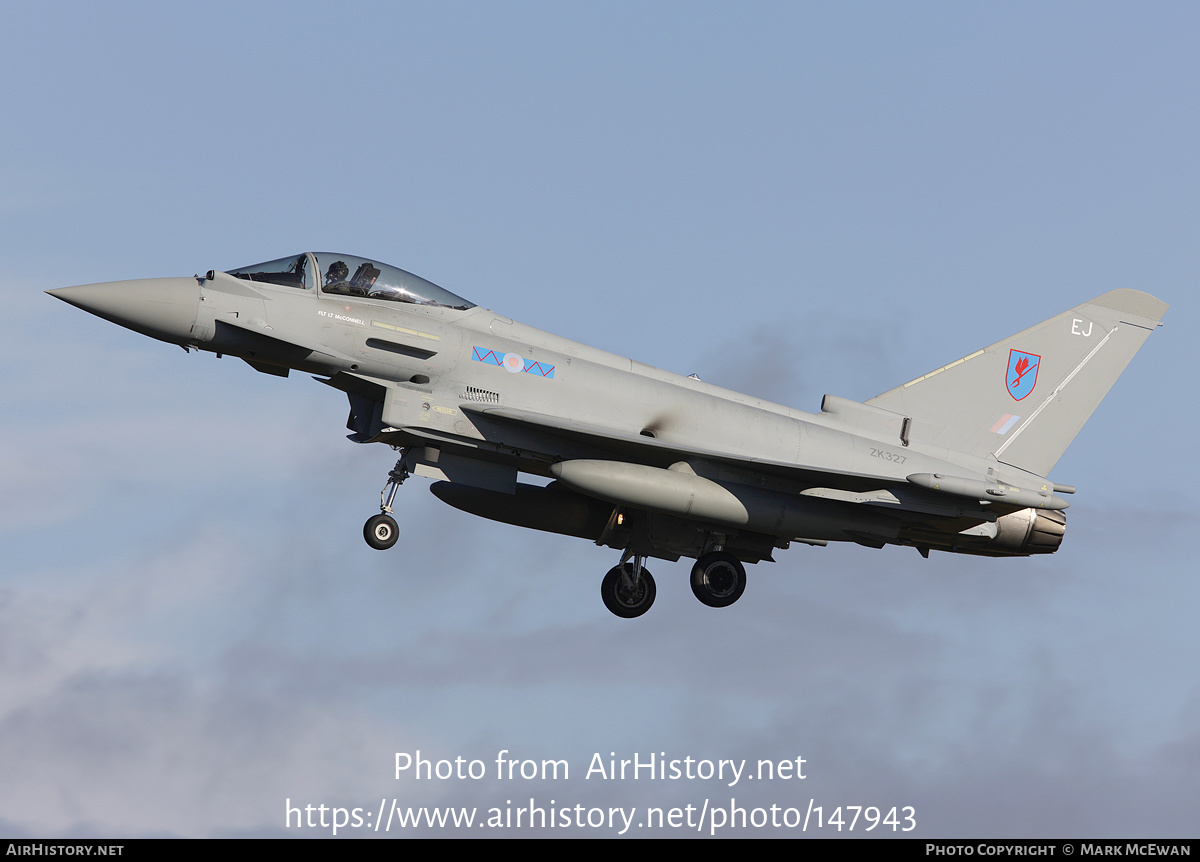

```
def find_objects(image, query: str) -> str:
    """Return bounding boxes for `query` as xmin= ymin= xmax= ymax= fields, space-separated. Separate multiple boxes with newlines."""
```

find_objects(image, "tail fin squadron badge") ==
xmin=1006 ymin=349 xmax=1040 ymax=400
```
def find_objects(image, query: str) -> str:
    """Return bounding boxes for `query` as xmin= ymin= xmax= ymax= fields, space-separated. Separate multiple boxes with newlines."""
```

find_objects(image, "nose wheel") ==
xmin=601 ymin=554 xmax=656 ymax=618
xmin=363 ymin=453 xmax=409 ymax=550
xmin=364 ymin=513 xmax=400 ymax=550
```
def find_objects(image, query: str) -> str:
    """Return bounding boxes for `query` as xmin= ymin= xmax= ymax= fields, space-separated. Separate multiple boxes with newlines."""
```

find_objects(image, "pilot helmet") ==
xmin=324 ymin=260 xmax=349 ymax=284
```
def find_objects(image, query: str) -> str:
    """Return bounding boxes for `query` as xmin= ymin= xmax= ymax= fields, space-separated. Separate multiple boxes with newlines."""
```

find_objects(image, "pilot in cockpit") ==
xmin=324 ymin=260 xmax=349 ymax=289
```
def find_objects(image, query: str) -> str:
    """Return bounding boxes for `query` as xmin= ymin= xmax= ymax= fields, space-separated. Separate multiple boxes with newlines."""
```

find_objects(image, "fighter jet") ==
xmin=48 ymin=252 xmax=1167 ymax=618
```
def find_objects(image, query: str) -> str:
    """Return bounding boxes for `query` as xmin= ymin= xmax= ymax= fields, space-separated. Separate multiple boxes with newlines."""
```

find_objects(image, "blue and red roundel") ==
xmin=1006 ymin=349 xmax=1041 ymax=401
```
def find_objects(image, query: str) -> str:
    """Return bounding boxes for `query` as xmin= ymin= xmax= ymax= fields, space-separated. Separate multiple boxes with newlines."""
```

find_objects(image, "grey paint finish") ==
xmin=47 ymin=253 xmax=1168 ymax=617
xmin=48 ymin=278 xmax=200 ymax=345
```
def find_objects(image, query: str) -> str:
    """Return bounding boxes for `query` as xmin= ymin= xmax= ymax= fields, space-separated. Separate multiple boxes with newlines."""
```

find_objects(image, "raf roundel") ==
xmin=503 ymin=352 xmax=524 ymax=373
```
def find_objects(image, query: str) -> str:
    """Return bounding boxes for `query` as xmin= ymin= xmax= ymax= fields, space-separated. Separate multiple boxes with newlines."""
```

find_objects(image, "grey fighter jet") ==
xmin=48 ymin=253 xmax=1168 ymax=618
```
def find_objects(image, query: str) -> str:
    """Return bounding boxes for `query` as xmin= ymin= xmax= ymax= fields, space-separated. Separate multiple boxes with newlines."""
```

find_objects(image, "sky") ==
xmin=1 ymin=1 xmax=1197 ymax=838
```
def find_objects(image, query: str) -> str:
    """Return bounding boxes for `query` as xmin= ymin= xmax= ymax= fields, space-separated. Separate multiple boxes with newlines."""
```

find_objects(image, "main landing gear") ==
xmin=600 ymin=552 xmax=656 ymax=619
xmin=596 ymin=550 xmax=748 ymax=618
xmin=690 ymin=551 xmax=747 ymax=608
xmin=363 ymin=454 xmax=408 ymax=551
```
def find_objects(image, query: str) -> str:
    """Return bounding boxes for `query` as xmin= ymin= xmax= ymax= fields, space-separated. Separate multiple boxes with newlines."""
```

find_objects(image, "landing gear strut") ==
xmin=601 ymin=552 xmax=656 ymax=618
xmin=690 ymin=551 xmax=746 ymax=608
xmin=363 ymin=452 xmax=408 ymax=551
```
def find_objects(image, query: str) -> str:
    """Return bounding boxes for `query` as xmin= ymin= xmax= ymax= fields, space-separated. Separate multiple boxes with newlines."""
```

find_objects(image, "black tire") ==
xmin=600 ymin=564 xmax=656 ymax=618
xmin=690 ymin=552 xmax=746 ymax=608
xmin=364 ymin=513 xmax=399 ymax=550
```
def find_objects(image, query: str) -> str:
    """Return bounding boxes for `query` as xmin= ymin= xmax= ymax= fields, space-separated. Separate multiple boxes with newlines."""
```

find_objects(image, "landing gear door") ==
xmin=346 ymin=389 xmax=384 ymax=442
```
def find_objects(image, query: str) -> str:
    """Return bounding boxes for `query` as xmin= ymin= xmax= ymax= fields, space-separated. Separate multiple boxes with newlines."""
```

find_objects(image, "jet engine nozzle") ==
xmin=47 ymin=278 xmax=201 ymax=345
xmin=992 ymin=507 xmax=1067 ymax=555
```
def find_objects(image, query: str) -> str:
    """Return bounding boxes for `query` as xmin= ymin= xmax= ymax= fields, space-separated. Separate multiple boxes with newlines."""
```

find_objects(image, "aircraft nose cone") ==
xmin=48 ymin=277 xmax=201 ymax=344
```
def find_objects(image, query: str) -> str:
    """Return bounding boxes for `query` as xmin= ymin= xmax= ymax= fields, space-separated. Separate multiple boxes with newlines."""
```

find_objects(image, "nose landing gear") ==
xmin=363 ymin=453 xmax=409 ymax=551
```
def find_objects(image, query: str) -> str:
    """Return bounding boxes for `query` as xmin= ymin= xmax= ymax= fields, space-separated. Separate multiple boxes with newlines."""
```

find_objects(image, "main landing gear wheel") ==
xmin=690 ymin=552 xmax=746 ymax=608
xmin=364 ymin=513 xmax=399 ymax=550
xmin=601 ymin=563 xmax=656 ymax=619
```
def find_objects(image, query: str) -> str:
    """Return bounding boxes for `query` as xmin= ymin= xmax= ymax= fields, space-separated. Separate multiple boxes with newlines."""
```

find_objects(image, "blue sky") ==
xmin=1 ymin=1 xmax=1197 ymax=837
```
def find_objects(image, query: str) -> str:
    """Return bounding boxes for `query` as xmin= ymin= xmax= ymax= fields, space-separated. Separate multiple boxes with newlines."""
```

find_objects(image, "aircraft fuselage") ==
xmin=49 ymin=252 xmax=1166 ymax=617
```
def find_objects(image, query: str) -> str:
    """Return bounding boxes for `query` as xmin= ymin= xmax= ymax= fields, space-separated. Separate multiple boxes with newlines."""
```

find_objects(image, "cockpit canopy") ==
xmin=227 ymin=252 xmax=475 ymax=310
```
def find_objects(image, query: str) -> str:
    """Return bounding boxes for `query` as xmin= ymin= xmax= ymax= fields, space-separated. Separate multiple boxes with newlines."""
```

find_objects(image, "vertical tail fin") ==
xmin=866 ymin=289 xmax=1167 ymax=476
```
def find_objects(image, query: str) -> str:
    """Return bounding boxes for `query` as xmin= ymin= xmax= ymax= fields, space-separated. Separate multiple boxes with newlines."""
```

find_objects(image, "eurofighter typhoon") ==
xmin=48 ymin=253 xmax=1167 ymax=617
